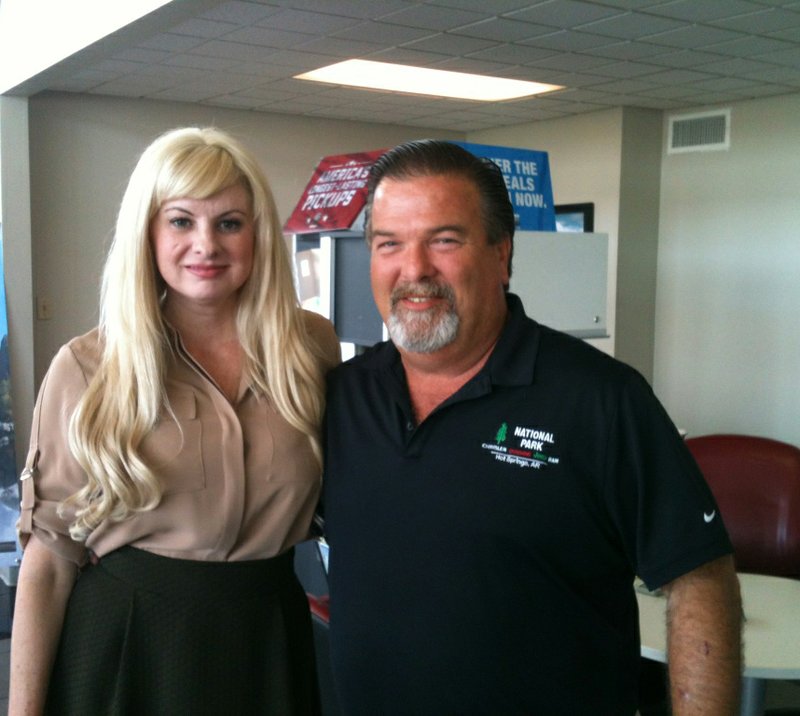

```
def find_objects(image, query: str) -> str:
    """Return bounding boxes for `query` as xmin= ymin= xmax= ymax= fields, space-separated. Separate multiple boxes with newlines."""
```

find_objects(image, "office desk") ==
xmin=637 ymin=572 xmax=800 ymax=716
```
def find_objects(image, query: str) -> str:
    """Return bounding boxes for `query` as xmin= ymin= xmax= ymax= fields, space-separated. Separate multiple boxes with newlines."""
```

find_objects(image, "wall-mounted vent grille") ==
xmin=668 ymin=109 xmax=730 ymax=154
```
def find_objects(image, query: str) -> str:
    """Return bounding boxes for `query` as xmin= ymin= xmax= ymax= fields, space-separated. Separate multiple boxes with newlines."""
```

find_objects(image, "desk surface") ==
xmin=637 ymin=572 xmax=800 ymax=680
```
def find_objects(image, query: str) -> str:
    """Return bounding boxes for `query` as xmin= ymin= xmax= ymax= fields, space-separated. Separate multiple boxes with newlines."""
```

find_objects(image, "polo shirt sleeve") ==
xmin=601 ymin=370 xmax=732 ymax=590
xmin=18 ymin=344 xmax=91 ymax=566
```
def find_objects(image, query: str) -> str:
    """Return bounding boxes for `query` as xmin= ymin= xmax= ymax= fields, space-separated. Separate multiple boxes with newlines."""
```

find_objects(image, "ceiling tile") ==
xmin=259 ymin=8 xmax=361 ymax=33
xmin=579 ymin=40 xmax=671 ymax=61
xmin=296 ymin=35 xmax=387 ymax=56
xmin=426 ymin=0 xmax=535 ymax=11
xmin=333 ymin=20 xmax=436 ymax=44
xmin=137 ymin=33 xmax=207 ymax=53
xmin=402 ymin=33 xmax=499 ymax=55
xmin=266 ymin=0 xmax=414 ymax=20
xmin=162 ymin=54 xmax=242 ymax=71
xmin=170 ymin=18 xmax=241 ymax=39
xmin=380 ymin=4 xmax=488 ymax=31
xmin=451 ymin=17 xmax=556 ymax=42
xmin=699 ymin=56 xmax=784 ymax=77
xmin=432 ymin=56 xmax=518 ymax=74
xmin=247 ymin=49 xmax=340 ymax=71
xmin=711 ymin=7 xmax=800 ymax=32
xmin=591 ymin=60 xmax=665 ymax=78
xmin=201 ymin=2 xmax=279 ymax=25
xmin=643 ymin=0 xmax=765 ymax=22
xmin=768 ymin=25 xmax=800 ymax=41
xmin=522 ymin=29 xmax=621 ymax=51
xmin=222 ymin=26 xmax=315 ymax=48
xmin=529 ymin=51 xmax=618 ymax=71
xmin=506 ymin=1 xmax=626 ymax=28
xmin=741 ymin=66 xmax=800 ymax=84
xmin=643 ymin=67 xmax=719 ymax=84
xmin=466 ymin=43 xmax=557 ymax=64
xmin=689 ymin=76 xmax=763 ymax=91
xmin=594 ymin=0 xmax=675 ymax=7
xmin=588 ymin=78 xmax=659 ymax=93
xmin=730 ymin=82 xmax=798 ymax=97
xmin=188 ymin=39 xmax=277 ymax=62
xmin=645 ymin=25 xmax=748 ymax=49
xmin=752 ymin=45 xmax=800 ymax=66
xmin=366 ymin=46 xmax=453 ymax=65
xmin=642 ymin=49 xmax=732 ymax=68
xmin=706 ymin=35 xmax=792 ymax=57
xmin=579 ymin=12 xmax=686 ymax=39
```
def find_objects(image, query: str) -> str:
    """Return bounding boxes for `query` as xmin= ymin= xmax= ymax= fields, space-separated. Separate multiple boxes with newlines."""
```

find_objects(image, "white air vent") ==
xmin=668 ymin=109 xmax=730 ymax=154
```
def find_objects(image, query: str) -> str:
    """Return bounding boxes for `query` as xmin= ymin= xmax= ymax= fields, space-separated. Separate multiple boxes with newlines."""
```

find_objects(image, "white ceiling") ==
xmin=13 ymin=0 xmax=800 ymax=131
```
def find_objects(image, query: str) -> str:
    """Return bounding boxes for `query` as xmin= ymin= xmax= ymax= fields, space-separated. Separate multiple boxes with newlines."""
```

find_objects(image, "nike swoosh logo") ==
xmin=704 ymin=510 xmax=716 ymax=523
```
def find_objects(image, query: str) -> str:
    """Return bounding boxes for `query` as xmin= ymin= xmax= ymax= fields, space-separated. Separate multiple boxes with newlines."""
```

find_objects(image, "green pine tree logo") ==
xmin=495 ymin=422 xmax=508 ymax=444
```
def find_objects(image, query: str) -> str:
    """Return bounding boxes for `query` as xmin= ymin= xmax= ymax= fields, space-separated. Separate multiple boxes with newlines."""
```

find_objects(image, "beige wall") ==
xmin=615 ymin=108 xmax=662 ymax=381
xmin=654 ymin=93 xmax=800 ymax=445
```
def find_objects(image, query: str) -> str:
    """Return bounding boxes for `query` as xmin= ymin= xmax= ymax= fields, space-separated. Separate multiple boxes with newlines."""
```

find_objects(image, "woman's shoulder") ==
xmin=300 ymin=310 xmax=341 ymax=370
xmin=51 ymin=327 xmax=103 ymax=382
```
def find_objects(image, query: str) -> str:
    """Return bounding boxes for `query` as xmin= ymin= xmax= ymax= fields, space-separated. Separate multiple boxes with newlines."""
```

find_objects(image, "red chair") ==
xmin=686 ymin=435 xmax=800 ymax=715
xmin=686 ymin=434 xmax=800 ymax=578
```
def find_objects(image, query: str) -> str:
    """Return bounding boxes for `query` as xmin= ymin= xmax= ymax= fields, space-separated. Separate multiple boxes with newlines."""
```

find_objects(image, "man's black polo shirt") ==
xmin=322 ymin=293 xmax=731 ymax=716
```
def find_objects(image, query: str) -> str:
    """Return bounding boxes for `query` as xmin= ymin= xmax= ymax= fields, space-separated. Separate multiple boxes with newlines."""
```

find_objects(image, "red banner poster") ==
xmin=284 ymin=148 xmax=386 ymax=234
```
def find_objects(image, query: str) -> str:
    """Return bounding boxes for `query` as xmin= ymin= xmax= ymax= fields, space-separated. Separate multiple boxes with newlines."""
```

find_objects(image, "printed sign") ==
xmin=454 ymin=141 xmax=556 ymax=231
xmin=284 ymin=149 xmax=387 ymax=234
xmin=285 ymin=142 xmax=556 ymax=234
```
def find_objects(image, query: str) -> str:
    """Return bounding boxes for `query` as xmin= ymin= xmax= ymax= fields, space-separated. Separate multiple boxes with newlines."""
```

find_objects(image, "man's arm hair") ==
xmin=663 ymin=554 xmax=742 ymax=715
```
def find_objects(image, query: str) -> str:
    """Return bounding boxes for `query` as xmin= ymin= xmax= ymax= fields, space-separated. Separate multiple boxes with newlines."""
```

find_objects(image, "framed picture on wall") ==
xmin=555 ymin=203 xmax=594 ymax=233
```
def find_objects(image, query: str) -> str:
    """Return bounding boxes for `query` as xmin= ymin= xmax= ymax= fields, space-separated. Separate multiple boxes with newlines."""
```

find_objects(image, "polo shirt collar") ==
xmin=483 ymin=293 xmax=541 ymax=388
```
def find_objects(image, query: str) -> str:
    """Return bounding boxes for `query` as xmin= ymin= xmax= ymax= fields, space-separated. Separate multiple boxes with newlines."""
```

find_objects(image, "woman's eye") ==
xmin=169 ymin=217 xmax=191 ymax=229
xmin=219 ymin=219 xmax=243 ymax=232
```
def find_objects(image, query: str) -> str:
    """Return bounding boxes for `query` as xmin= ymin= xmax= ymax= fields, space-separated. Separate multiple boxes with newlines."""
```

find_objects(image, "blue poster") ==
xmin=454 ymin=141 xmax=556 ymax=232
xmin=0 ymin=224 xmax=19 ymax=553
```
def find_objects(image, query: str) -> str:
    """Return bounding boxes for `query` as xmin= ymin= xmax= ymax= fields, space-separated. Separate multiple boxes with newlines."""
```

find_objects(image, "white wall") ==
xmin=654 ymin=93 xmax=800 ymax=445
xmin=27 ymin=91 xmax=460 ymax=384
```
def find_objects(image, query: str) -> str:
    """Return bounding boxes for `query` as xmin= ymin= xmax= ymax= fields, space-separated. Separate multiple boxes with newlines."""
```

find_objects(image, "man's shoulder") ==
xmin=527 ymin=319 xmax=636 ymax=386
xmin=331 ymin=340 xmax=396 ymax=378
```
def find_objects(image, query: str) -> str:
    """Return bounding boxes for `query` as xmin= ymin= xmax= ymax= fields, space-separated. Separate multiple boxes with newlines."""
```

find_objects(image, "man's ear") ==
xmin=495 ymin=236 xmax=512 ymax=287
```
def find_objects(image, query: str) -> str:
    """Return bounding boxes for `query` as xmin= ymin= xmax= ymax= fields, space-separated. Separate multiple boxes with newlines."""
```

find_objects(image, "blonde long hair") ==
xmin=64 ymin=127 xmax=327 ymax=541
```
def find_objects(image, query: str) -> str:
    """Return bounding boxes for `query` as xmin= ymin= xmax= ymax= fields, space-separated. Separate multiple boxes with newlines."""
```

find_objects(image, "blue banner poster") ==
xmin=0 ymin=224 xmax=19 ymax=554
xmin=453 ymin=141 xmax=556 ymax=232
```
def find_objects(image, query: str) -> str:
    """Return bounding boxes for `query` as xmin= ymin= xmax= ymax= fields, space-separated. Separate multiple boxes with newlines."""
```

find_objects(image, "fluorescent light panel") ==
xmin=295 ymin=59 xmax=563 ymax=102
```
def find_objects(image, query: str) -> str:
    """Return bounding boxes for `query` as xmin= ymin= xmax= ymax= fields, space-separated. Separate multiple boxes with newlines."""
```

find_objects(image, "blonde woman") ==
xmin=9 ymin=127 xmax=340 ymax=715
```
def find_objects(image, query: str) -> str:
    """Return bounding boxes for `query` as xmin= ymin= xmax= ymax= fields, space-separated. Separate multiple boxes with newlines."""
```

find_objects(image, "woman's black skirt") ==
xmin=46 ymin=546 xmax=321 ymax=715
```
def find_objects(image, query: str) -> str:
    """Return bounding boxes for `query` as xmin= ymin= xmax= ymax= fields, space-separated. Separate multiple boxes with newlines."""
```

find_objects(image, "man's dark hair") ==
xmin=365 ymin=139 xmax=515 ymax=279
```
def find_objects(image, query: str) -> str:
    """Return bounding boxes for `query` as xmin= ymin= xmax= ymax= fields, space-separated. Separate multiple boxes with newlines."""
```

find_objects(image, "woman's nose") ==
xmin=192 ymin=223 xmax=219 ymax=255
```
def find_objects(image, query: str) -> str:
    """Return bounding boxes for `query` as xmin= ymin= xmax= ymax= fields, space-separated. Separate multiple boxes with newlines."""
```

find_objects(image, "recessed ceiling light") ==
xmin=295 ymin=59 xmax=563 ymax=102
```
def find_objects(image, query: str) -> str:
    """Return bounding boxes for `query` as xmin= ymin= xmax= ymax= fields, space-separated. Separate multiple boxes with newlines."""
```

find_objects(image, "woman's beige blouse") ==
xmin=18 ymin=311 xmax=340 ymax=567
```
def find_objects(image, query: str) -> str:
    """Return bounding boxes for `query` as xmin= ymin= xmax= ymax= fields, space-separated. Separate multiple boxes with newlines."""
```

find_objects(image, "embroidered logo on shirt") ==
xmin=481 ymin=422 xmax=560 ymax=469
xmin=703 ymin=510 xmax=717 ymax=523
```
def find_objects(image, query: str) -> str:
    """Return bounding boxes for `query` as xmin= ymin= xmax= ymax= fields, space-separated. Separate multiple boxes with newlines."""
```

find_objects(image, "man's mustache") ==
xmin=390 ymin=282 xmax=455 ymax=308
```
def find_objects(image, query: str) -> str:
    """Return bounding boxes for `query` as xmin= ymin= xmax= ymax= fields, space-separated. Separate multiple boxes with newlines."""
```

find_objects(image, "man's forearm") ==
xmin=665 ymin=555 xmax=742 ymax=715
